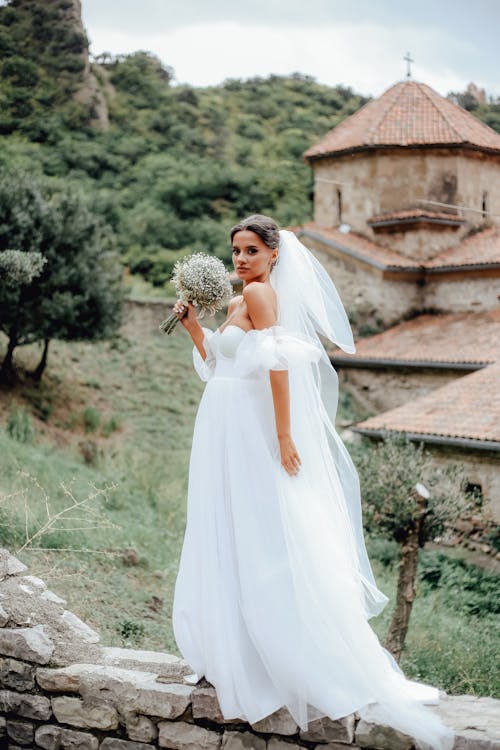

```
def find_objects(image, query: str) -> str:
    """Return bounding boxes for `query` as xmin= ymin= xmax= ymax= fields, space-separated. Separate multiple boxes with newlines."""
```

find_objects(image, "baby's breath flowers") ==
xmin=159 ymin=252 xmax=233 ymax=334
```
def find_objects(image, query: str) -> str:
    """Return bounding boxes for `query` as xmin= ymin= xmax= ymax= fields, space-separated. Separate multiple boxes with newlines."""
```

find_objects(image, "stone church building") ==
xmin=297 ymin=78 xmax=500 ymax=521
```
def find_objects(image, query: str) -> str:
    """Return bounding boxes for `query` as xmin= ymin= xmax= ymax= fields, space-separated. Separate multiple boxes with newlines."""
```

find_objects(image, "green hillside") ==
xmin=2 ymin=0 xmax=498 ymax=288
xmin=0 ymin=0 xmax=93 ymax=138
xmin=0 ymin=1 xmax=367 ymax=287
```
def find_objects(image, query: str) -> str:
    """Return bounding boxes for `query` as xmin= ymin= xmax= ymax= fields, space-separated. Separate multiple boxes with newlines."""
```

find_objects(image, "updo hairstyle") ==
xmin=230 ymin=214 xmax=280 ymax=249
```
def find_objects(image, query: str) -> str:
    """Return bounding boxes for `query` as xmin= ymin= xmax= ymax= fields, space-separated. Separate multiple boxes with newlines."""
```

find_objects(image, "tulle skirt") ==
xmin=172 ymin=327 xmax=455 ymax=750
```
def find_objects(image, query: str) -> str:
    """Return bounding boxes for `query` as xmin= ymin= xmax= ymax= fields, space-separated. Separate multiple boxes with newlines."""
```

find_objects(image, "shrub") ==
xmin=83 ymin=407 xmax=101 ymax=433
xmin=119 ymin=619 xmax=145 ymax=645
xmin=79 ymin=438 xmax=98 ymax=466
xmin=102 ymin=415 xmax=122 ymax=438
xmin=419 ymin=550 xmax=500 ymax=617
xmin=484 ymin=526 xmax=500 ymax=552
xmin=366 ymin=535 xmax=400 ymax=568
xmin=0 ymin=507 xmax=26 ymax=547
xmin=6 ymin=407 xmax=35 ymax=443
xmin=30 ymin=393 xmax=54 ymax=422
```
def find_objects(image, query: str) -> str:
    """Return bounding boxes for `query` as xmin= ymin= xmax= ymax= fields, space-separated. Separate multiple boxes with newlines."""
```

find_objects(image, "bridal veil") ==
xmin=265 ymin=229 xmax=454 ymax=749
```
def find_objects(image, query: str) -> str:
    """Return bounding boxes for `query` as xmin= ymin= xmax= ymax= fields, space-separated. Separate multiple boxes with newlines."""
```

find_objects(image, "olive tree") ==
xmin=0 ymin=171 xmax=122 ymax=380
xmin=353 ymin=431 xmax=476 ymax=661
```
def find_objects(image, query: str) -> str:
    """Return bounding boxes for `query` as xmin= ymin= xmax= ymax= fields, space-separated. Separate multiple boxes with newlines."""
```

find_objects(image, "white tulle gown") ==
xmin=172 ymin=322 xmax=455 ymax=750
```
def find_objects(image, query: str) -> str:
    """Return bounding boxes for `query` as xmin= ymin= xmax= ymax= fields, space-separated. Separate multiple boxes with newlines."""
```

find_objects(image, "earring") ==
xmin=271 ymin=256 xmax=279 ymax=269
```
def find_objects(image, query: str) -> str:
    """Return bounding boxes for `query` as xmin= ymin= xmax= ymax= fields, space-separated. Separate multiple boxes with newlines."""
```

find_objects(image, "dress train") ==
xmin=173 ymin=325 xmax=455 ymax=750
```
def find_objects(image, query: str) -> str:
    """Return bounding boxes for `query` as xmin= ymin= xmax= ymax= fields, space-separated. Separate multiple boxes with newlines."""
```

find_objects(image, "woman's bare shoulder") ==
xmin=242 ymin=282 xmax=277 ymax=326
xmin=242 ymin=282 xmax=276 ymax=305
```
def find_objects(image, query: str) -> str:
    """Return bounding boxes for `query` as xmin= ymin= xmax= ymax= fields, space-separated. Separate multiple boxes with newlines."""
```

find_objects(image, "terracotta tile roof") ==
xmin=425 ymin=226 xmax=500 ymax=269
xmin=367 ymin=208 xmax=465 ymax=226
xmin=331 ymin=310 xmax=500 ymax=367
xmin=352 ymin=363 xmax=500 ymax=445
xmin=304 ymin=80 xmax=500 ymax=160
xmin=300 ymin=224 xmax=500 ymax=272
xmin=299 ymin=223 xmax=420 ymax=270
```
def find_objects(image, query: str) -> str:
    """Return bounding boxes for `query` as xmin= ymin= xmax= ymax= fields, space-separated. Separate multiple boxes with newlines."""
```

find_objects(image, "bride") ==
xmin=171 ymin=214 xmax=455 ymax=750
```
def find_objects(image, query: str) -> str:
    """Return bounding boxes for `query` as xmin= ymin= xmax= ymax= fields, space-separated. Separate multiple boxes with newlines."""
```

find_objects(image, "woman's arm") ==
xmin=243 ymin=284 xmax=301 ymax=476
xmin=174 ymin=297 xmax=241 ymax=361
xmin=269 ymin=370 xmax=301 ymax=476
xmin=173 ymin=300 xmax=207 ymax=359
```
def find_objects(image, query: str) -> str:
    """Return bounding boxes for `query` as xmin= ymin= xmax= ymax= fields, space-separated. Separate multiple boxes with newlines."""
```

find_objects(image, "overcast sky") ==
xmin=81 ymin=0 xmax=499 ymax=98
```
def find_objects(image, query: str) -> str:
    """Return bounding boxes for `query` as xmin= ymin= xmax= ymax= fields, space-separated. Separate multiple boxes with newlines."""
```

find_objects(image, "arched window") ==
xmin=337 ymin=189 xmax=342 ymax=225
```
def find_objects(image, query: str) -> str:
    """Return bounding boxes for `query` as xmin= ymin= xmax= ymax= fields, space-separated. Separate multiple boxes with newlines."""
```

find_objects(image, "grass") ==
xmin=0 ymin=311 xmax=204 ymax=654
xmin=365 ymin=545 xmax=500 ymax=696
xmin=0 ymin=308 xmax=498 ymax=695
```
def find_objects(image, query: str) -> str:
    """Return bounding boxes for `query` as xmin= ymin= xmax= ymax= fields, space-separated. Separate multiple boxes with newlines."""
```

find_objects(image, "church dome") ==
xmin=304 ymin=79 xmax=500 ymax=161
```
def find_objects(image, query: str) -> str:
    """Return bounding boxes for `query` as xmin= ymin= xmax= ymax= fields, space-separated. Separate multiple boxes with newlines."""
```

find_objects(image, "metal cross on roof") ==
xmin=404 ymin=51 xmax=414 ymax=78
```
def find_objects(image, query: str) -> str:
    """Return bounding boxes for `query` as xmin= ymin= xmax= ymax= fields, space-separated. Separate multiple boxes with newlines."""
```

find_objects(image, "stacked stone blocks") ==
xmin=1 ymin=549 xmax=498 ymax=750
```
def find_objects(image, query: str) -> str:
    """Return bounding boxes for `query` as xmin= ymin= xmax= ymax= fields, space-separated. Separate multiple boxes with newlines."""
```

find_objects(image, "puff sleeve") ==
xmin=192 ymin=327 xmax=217 ymax=382
xmin=234 ymin=325 xmax=322 ymax=377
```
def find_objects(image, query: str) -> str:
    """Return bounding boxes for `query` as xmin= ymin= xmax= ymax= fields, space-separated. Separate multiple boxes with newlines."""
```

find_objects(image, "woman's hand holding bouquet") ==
xmin=172 ymin=300 xmax=198 ymax=329
xmin=159 ymin=253 xmax=233 ymax=335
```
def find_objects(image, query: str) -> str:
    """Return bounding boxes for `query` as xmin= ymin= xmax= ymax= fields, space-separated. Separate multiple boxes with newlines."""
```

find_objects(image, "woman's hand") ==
xmin=279 ymin=434 xmax=301 ymax=476
xmin=172 ymin=300 xmax=198 ymax=331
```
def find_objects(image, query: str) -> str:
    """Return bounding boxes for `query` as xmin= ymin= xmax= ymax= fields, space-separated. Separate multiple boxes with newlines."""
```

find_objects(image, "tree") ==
xmin=0 ymin=171 xmax=123 ymax=381
xmin=352 ymin=431 xmax=477 ymax=662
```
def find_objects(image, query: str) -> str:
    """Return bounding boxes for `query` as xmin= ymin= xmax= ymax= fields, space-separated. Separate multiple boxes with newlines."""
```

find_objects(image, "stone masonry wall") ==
xmin=300 ymin=238 xmax=422 ymax=327
xmin=1 ymin=548 xmax=499 ymax=750
xmin=312 ymin=150 xmax=500 ymax=244
xmin=337 ymin=367 xmax=460 ymax=414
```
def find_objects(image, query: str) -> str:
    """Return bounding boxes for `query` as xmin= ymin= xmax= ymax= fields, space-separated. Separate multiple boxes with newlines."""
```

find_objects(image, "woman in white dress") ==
xmin=171 ymin=214 xmax=455 ymax=750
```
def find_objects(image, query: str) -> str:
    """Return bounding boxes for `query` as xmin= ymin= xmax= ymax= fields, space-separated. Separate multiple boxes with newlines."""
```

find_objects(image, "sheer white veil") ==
xmin=270 ymin=229 xmax=389 ymax=620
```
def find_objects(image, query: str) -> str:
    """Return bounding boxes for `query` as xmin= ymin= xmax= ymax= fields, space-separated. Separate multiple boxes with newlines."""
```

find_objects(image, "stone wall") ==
xmin=1 ymin=549 xmax=499 ymax=750
xmin=300 ymin=235 xmax=500 ymax=332
xmin=121 ymin=300 xmax=172 ymax=340
xmin=312 ymin=150 xmax=500 ymax=251
xmin=337 ymin=367 xmax=467 ymax=414
xmin=370 ymin=226 xmax=467 ymax=263
xmin=427 ymin=449 xmax=500 ymax=524
xmin=301 ymin=238 xmax=422 ymax=327
xmin=423 ymin=274 xmax=500 ymax=314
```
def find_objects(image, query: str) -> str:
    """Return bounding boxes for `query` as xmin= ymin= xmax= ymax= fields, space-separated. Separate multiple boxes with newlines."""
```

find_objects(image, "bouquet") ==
xmin=159 ymin=252 xmax=233 ymax=334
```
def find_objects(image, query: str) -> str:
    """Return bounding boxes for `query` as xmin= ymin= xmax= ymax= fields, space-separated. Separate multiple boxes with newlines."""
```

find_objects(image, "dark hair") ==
xmin=230 ymin=214 xmax=280 ymax=249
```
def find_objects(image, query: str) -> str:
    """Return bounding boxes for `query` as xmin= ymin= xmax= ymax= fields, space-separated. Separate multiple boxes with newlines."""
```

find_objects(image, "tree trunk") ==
xmin=31 ymin=338 xmax=50 ymax=381
xmin=385 ymin=485 xmax=429 ymax=662
xmin=0 ymin=329 xmax=18 ymax=382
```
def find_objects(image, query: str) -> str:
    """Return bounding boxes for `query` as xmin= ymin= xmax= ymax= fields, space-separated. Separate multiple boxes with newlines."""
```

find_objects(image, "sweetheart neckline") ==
xmin=217 ymin=323 xmax=282 ymax=336
xmin=217 ymin=324 xmax=254 ymax=336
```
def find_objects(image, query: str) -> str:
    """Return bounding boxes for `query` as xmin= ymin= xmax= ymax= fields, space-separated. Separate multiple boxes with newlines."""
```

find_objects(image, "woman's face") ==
xmin=231 ymin=230 xmax=278 ymax=283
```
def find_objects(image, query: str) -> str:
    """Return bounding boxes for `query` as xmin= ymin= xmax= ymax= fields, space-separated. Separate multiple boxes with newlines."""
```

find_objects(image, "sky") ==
xmin=81 ymin=0 xmax=499 ymax=99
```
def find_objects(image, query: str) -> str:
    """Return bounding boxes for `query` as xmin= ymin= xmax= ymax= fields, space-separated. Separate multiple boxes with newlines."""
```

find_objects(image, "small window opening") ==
xmin=337 ymin=189 xmax=342 ymax=224
xmin=481 ymin=191 xmax=488 ymax=218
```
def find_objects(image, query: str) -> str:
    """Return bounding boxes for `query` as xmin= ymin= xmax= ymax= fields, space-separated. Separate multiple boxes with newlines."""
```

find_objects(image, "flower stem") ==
xmin=159 ymin=313 xmax=179 ymax=334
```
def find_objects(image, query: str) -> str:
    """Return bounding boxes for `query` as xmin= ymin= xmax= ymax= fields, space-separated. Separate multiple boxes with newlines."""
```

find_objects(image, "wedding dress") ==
xmin=172 ymin=232 xmax=455 ymax=750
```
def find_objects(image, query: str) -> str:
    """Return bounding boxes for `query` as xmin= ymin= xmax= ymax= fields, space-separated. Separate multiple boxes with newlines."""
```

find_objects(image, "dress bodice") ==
xmin=212 ymin=326 xmax=249 ymax=379
xmin=192 ymin=324 xmax=323 ymax=383
xmin=217 ymin=325 xmax=247 ymax=358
